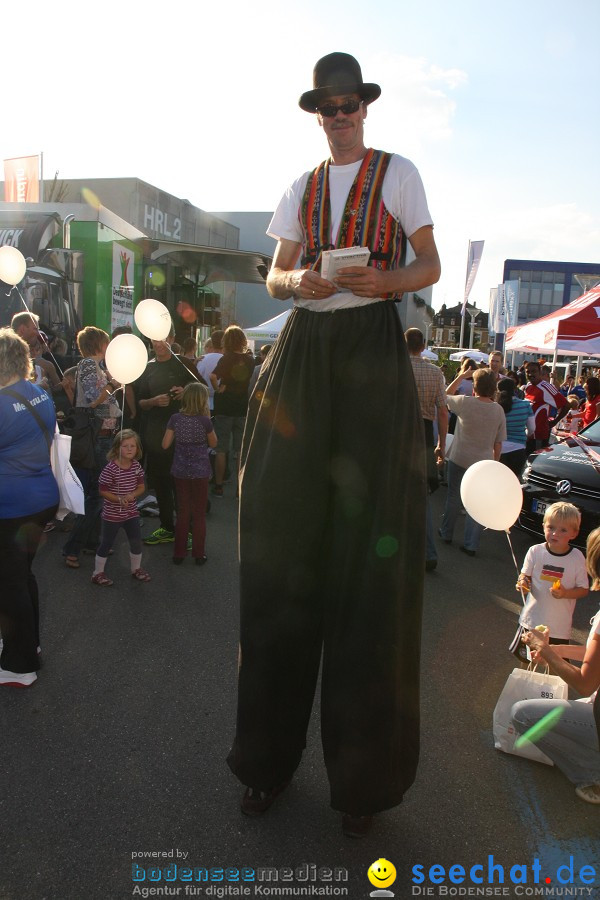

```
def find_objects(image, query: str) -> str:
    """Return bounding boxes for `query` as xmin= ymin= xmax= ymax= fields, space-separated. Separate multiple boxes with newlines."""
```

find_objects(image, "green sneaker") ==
xmin=143 ymin=527 xmax=175 ymax=545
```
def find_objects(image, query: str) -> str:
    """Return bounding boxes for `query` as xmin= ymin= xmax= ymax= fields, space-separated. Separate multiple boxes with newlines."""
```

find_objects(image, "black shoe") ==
xmin=172 ymin=557 xmax=184 ymax=565
xmin=460 ymin=546 xmax=476 ymax=557
xmin=195 ymin=556 xmax=208 ymax=566
xmin=240 ymin=780 xmax=290 ymax=817
xmin=438 ymin=528 xmax=451 ymax=545
xmin=425 ymin=559 xmax=437 ymax=572
xmin=342 ymin=814 xmax=374 ymax=838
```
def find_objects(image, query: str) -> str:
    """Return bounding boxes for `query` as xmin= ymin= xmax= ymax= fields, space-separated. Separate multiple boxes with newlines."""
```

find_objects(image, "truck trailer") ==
xmin=0 ymin=203 xmax=144 ymax=352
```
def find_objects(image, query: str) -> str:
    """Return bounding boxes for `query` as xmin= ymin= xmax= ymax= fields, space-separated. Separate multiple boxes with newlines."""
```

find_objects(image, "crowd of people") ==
xmin=406 ymin=336 xmax=600 ymax=806
xmin=0 ymin=316 xmax=270 ymax=681
xmin=1 ymin=51 xmax=598 ymax=840
xmin=2 ymin=313 xmax=599 ymax=819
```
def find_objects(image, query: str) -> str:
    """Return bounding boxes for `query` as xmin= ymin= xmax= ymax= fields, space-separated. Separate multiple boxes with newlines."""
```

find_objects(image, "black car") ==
xmin=519 ymin=420 xmax=600 ymax=550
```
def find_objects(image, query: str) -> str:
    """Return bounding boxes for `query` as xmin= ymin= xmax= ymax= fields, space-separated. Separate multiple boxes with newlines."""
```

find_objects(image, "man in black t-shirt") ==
xmin=135 ymin=336 xmax=198 ymax=543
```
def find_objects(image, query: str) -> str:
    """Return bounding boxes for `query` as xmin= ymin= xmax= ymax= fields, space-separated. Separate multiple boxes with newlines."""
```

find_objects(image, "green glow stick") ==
xmin=515 ymin=706 xmax=564 ymax=748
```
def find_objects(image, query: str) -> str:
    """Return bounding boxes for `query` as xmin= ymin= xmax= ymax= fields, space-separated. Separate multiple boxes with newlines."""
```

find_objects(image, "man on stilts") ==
xmin=227 ymin=51 xmax=441 ymax=838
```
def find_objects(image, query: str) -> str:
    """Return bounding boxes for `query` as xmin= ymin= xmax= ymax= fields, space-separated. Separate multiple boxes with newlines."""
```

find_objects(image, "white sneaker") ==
xmin=0 ymin=667 xmax=37 ymax=687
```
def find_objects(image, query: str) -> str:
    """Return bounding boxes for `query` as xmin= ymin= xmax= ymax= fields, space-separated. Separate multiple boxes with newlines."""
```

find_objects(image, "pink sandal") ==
xmin=91 ymin=572 xmax=113 ymax=586
xmin=131 ymin=568 xmax=151 ymax=582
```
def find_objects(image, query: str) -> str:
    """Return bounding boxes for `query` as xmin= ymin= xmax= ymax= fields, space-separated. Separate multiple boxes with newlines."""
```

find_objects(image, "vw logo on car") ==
xmin=556 ymin=479 xmax=572 ymax=496
xmin=519 ymin=417 xmax=600 ymax=548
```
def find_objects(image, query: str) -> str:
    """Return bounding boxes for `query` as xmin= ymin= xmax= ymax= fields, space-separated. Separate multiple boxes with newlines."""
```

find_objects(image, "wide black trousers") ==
xmin=227 ymin=304 xmax=426 ymax=815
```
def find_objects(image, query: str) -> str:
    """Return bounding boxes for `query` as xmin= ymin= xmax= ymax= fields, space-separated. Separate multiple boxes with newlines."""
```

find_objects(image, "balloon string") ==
xmin=12 ymin=284 xmax=65 ymax=379
xmin=115 ymin=387 xmax=126 ymax=502
xmin=506 ymin=529 xmax=527 ymax=608
xmin=168 ymin=345 xmax=201 ymax=382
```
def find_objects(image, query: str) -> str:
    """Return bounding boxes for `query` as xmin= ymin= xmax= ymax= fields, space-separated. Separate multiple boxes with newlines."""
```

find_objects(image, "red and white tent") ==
xmin=505 ymin=287 xmax=600 ymax=356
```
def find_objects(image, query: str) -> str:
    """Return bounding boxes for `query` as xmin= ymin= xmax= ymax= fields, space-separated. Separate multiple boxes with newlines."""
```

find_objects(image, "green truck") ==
xmin=0 ymin=200 xmax=272 ymax=353
xmin=0 ymin=203 xmax=143 ymax=350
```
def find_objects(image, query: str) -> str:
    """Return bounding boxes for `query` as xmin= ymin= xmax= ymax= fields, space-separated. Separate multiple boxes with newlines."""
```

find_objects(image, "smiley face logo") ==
xmin=368 ymin=858 xmax=397 ymax=889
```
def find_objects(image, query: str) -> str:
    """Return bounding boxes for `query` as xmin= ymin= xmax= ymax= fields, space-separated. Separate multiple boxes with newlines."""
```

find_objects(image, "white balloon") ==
xmin=134 ymin=298 xmax=171 ymax=340
xmin=105 ymin=334 xmax=148 ymax=385
xmin=460 ymin=459 xmax=523 ymax=531
xmin=0 ymin=245 xmax=27 ymax=285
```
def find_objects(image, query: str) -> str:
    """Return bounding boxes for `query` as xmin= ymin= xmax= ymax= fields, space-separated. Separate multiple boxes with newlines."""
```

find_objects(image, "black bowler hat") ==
xmin=299 ymin=52 xmax=381 ymax=113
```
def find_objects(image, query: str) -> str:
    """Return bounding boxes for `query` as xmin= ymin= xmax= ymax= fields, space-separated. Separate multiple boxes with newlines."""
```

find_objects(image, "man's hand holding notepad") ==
xmin=320 ymin=247 xmax=371 ymax=283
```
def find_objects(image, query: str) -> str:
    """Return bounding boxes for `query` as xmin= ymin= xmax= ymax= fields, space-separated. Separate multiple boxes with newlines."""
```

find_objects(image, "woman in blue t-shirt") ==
xmin=0 ymin=328 xmax=59 ymax=687
xmin=497 ymin=377 xmax=535 ymax=478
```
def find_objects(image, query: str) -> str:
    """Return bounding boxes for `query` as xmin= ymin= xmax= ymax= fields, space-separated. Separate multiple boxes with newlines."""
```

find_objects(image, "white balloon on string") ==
xmin=134 ymin=298 xmax=172 ymax=341
xmin=460 ymin=460 xmax=523 ymax=531
xmin=105 ymin=334 xmax=148 ymax=384
xmin=0 ymin=246 xmax=27 ymax=285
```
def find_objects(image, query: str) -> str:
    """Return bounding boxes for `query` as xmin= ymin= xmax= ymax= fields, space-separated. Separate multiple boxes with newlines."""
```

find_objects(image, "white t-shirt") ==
xmin=445 ymin=395 xmax=506 ymax=470
xmin=196 ymin=352 xmax=223 ymax=410
xmin=267 ymin=153 xmax=433 ymax=312
xmin=519 ymin=543 xmax=589 ymax=639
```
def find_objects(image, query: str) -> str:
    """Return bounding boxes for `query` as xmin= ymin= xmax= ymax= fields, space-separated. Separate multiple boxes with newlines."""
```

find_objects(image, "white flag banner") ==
xmin=489 ymin=288 xmax=498 ymax=338
xmin=504 ymin=280 xmax=520 ymax=329
xmin=462 ymin=240 xmax=485 ymax=314
xmin=493 ymin=283 xmax=506 ymax=335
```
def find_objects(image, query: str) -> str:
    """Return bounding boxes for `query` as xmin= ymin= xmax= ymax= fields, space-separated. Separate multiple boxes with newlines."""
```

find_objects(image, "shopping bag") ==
xmin=51 ymin=430 xmax=85 ymax=520
xmin=492 ymin=666 xmax=568 ymax=766
xmin=508 ymin=624 xmax=530 ymax=663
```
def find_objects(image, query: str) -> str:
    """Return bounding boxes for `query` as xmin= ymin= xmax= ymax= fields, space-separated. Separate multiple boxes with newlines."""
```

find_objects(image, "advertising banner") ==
xmin=492 ymin=284 xmax=506 ymax=335
xmin=461 ymin=240 xmax=484 ymax=314
xmin=3 ymin=155 xmax=40 ymax=202
xmin=111 ymin=243 xmax=135 ymax=332
xmin=488 ymin=287 xmax=498 ymax=338
xmin=503 ymin=279 xmax=520 ymax=329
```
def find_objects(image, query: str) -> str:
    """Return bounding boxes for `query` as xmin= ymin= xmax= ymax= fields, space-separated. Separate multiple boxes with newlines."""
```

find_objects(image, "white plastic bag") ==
xmin=493 ymin=666 xmax=568 ymax=766
xmin=51 ymin=430 xmax=85 ymax=520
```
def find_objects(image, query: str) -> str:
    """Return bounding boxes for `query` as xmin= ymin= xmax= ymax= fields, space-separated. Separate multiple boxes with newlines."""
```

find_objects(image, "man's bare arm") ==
xmin=267 ymin=238 xmax=336 ymax=301
xmin=37 ymin=356 xmax=61 ymax=388
xmin=435 ymin=402 xmax=449 ymax=460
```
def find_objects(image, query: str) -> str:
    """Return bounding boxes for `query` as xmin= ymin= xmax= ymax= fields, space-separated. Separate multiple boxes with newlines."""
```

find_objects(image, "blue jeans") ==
xmin=512 ymin=698 xmax=600 ymax=786
xmin=440 ymin=460 xmax=482 ymax=552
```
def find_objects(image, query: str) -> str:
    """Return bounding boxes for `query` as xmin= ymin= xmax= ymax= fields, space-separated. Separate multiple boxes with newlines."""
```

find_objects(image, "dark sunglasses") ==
xmin=316 ymin=99 xmax=362 ymax=117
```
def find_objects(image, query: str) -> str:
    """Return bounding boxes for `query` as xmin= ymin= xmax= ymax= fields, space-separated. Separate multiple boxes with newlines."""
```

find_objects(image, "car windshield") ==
xmin=579 ymin=419 xmax=600 ymax=443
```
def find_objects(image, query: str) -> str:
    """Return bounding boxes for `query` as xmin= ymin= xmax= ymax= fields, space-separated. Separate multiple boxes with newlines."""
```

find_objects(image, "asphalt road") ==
xmin=1 ymin=487 xmax=599 ymax=900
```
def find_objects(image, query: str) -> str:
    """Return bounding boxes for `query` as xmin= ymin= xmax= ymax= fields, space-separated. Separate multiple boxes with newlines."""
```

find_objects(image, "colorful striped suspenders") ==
xmin=299 ymin=149 xmax=406 ymax=299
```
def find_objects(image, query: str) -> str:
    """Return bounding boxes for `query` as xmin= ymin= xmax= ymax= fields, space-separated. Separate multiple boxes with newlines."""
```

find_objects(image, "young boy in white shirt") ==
xmin=515 ymin=503 xmax=589 ymax=658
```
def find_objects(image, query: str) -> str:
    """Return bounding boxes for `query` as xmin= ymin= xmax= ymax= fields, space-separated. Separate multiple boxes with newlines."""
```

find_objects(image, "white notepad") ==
xmin=320 ymin=246 xmax=371 ymax=281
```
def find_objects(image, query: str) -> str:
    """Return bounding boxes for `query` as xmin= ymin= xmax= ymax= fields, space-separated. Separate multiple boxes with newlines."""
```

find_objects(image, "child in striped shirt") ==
xmin=93 ymin=430 xmax=150 ymax=586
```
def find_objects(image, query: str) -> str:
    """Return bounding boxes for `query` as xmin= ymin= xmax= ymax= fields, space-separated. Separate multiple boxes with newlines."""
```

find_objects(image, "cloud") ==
xmin=366 ymin=52 xmax=468 ymax=152
xmin=432 ymin=201 xmax=600 ymax=313
xmin=184 ymin=50 xmax=468 ymax=209
xmin=493 ymin=203 xmax=600 ymax=260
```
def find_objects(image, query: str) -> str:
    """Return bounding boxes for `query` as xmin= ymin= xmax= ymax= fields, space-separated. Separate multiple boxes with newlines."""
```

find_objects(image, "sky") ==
xmin=3 ymin=0 xmax=599 ymax=312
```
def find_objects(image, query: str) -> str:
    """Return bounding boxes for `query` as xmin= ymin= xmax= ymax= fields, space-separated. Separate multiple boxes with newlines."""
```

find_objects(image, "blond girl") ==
xmin=93 ymin=430 xmax=150 ymax=585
